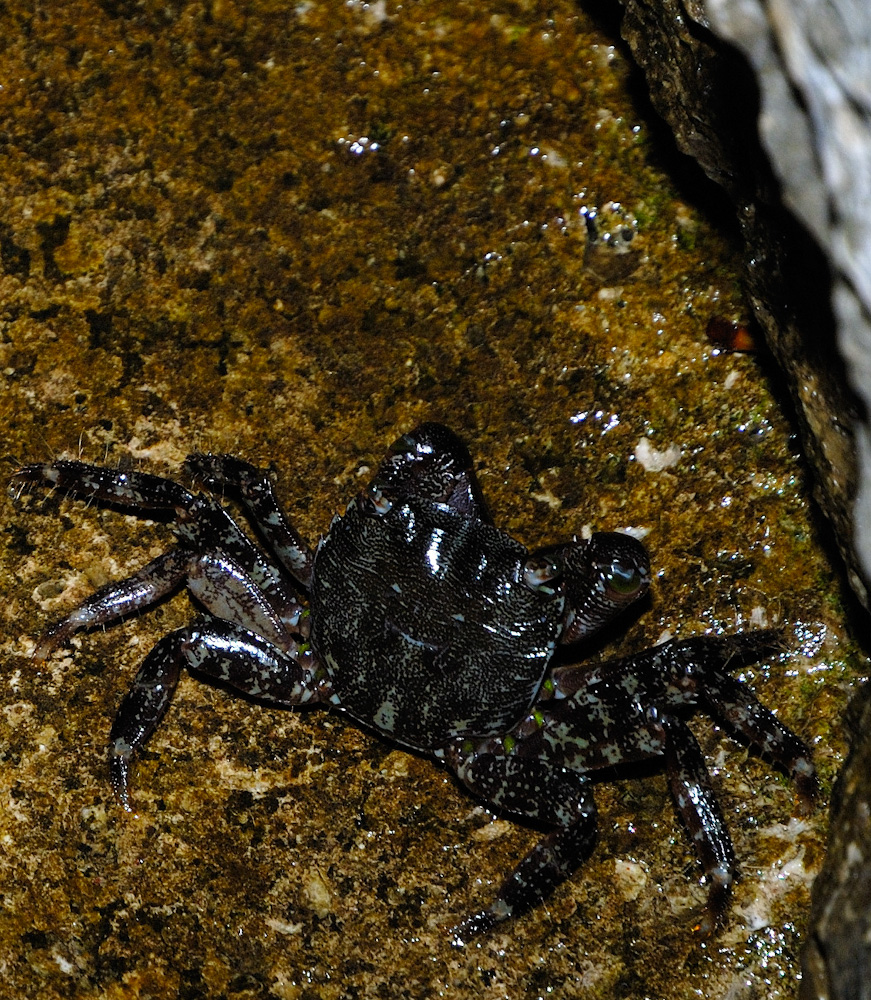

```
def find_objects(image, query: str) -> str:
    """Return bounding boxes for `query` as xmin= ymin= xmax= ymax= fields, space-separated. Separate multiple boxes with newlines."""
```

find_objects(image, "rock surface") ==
xmin=0 ymin=1 xmax=861 ymax=997
xmin=707 ymin=0 xmax=871 ymax=596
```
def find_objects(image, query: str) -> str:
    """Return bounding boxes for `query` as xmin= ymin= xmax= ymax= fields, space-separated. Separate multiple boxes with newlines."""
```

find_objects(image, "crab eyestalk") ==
xmin=560 ymin=532 xmax=650 ymax=644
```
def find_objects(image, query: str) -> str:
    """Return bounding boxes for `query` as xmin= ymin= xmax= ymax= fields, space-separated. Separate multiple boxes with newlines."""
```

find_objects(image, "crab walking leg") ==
xmin=185 ymin=454 xmax=314 ymax=587
xmin=183 ymin=548 xmax=298 ymax=648
xmin=109 ymin=631 xmax=185 ymax=811
xmin=648 ymin=708 xmax=737 ymax=937
xmin=33 ymin=549 xmax=190 ymax=659
xmin=110 ymin=619 xmax=324 ymax=810
xmin=698 ymin=668 xmax=818 ymax=812
xmin=33 ymin=542 xmax=302 ymax=659
xmin=11 ymin=460 xmax=195 ymax=511
xmin=14 ymin=459 xmax=305 ymax=626
xmin=176 ymin=495 xmax=307 ymax=626
xmin=445 ymin=750 xmax=597 ymax=945
xmin=550 ymin=632 xmax=817 ymax=809
xmin=656 ymin=634 xmax=819 ymax=811
xmin=181 ymin=618 xmax=322 ymax=706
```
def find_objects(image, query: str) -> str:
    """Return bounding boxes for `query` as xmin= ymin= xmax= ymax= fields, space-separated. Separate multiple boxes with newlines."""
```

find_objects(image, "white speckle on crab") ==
xmin=111 ymin=736 xmax=133 ymax=759
xmin=424 ymin=527 xmax=447 ymax=576
xmin=544 ymin=722 xmax=590 ymax=752
xmin=621 ymin=674 xmax=640 ymax=695
xmin=637 ymin=730 xmax=661 ymax=755
xmin=367 ymin=486 xmax=393 ymax=514
xmin=598 ymin=706 xmax=615 ymax=727
xmin=709 ymin=865 xmax=733 ymax=889
xmin=397 ymin=505 xmax=417 ymax=544
xmin=795 ymin=756 xmax=814 ymax=777
xmin=374 ymin=697 xmax=397 ymax=733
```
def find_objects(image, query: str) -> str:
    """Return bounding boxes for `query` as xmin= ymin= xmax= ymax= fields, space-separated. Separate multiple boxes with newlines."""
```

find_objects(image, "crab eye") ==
xmin=523 ymin=554 xmax=563 ymax=593
xmin=605 ymin=559 xmax=644 ymax=596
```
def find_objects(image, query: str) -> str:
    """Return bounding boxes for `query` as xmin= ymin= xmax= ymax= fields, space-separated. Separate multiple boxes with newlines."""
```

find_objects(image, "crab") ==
xmin=11 ymin=423 xmax=817 ymax=943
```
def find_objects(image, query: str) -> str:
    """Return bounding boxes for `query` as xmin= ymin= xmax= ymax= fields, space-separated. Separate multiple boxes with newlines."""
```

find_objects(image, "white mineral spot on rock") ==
xmin=613 ymin=858 xmax=648 ymax=901
xmin=303 ymin=868 xmax=333 ymax=918
xmin=634 ymin=437 xmax=681 ymax=472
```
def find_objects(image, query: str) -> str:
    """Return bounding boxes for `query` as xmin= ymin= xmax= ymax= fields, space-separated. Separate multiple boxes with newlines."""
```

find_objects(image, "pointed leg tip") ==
xmin=8 ymin=464 xmax=41 ymax=492
xmin=795 ymin=790 xmax=817 ymax=818
xmin=794 ymin=763 xmax=819 ymax=817
xmin=693 ymin=914 xmax=716 ymax=940
xmin=116 ymin=795 xmax=136 ymax=815
xmin=693 ymin=867 xmax=733 ymax=940
xmin=113 ymin=786 xmax=136 ymax=815
xmin=32 ymin=638 xmax=61 ymax=662
xmin=449 ymin=909 xmax=497 ymax=948
xmin=693 ymin=896 xmax=726 ymax=940
xmin=31 ymin=622 xmax=70 ymax=661
xmin=110 ymin=749 xmax=136 ymax=814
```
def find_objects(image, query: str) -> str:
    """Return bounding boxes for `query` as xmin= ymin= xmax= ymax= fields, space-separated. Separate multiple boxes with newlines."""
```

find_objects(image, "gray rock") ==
xmin=708 ymin=0 xmax=871 ymax=604
xmin=622 ymin=0 xmax=864 ymax=604
xmin=702 ymin=5 xmax=871 ymax=998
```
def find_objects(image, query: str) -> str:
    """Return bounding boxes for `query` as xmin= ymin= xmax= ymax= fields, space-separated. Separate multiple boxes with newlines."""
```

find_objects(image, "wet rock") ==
xmin=620 ymin=0 xmax=865 ymax=606
xmin=707 ymin=0 xmax=871 ymax=600
xmin=800 ymin=679 xmax=871 ymax=1000
xmin=617 ymin=2 xmax=871 ymax=997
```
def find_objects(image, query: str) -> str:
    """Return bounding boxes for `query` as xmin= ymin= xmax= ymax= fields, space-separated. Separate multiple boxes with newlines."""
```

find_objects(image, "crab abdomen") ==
xmin=310 ymin=497 xmax=565 ymax=750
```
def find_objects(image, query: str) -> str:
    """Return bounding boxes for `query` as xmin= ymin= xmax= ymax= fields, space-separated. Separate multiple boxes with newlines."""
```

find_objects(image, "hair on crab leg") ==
xmin=11 ymin=460 xmax=195 ymax=512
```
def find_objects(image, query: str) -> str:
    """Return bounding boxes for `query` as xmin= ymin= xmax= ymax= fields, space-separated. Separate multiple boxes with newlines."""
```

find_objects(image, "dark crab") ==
xmin=11 ymin=423 xmax=817 ymax=943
